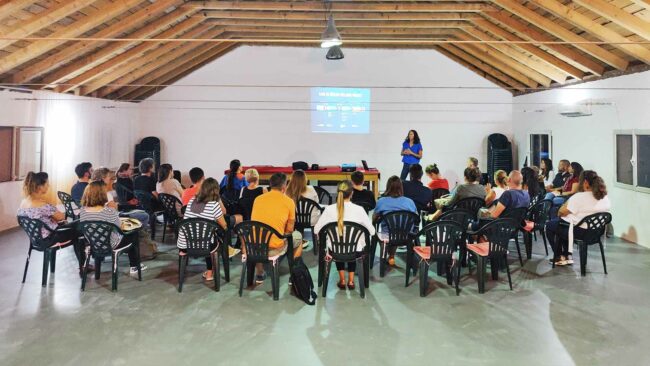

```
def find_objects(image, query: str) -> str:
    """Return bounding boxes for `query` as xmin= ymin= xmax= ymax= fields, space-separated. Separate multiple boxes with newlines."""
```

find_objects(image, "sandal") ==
xmin=202 ymin=271 xmax=214 ymax=281
xmin=347 ymin=282 xmax=355 ymax=290
xmin=337 ymin=281 xmax=346 ymax=290
xmin=388 ymin=257 xmax=396 ymax=266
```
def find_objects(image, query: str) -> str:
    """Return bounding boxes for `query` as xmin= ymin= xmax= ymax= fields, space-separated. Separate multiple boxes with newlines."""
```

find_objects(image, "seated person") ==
xmin=425 ymin=163 xmax=449 ymax=190
xmin=156 ymin=163 xmax=184 ymax=200
xmin=546 ymin=159 xmax=571 ymax=193
xmin=546 ymin=162 xmax=583 ymax=215
xmin=115 ymin=163 xmax=138 ymax=206
xmin=71 ymin=162 xmax=93 ymax=205
xmin=177 ymin=178 xmax=234 ymax=281
xmin=238 ymin=168 xmax=267 ymax=221
xmin=314 ymin=181 xmax=375 ymax=290
xmin=545 ymin=170 xmax=610 ymax=266
xmin=402 ymin=163 xmax=433 ymax=211
xmin=485 ymin=170 xmax=530 ymax=219
xmin=539 ymin=158 xmax=555 ymax=187
xmin=79 ymin=181 xmax=146 ymax=275
xmin=286 ymin=169 xmax=321 ymax=227
xmin=467 ymin=156 xmax=487 ymax=185
xmin=250 ymin=173 xmax=303 ymax=283
xmin=220 ymin=159 xmax=248 ymax=202
xmin=522 ymin=166 xmax=542 ymax=203
xmin=428 ymin=167 xmax=485 ymax=221
xmin=18 ymin=172 xmax=87 ymax=273
xmin=373 ymin=176 xmax=417 ymax=266
xmin=485 ymin=170 xmax=508 ymax=207
xmin=350 ymin=171 xmax=376 ymax=212
xmin=181 ymin=167 xmax=205 ymax=206
xmin=134 ymin=158 xmax=163 ymax=211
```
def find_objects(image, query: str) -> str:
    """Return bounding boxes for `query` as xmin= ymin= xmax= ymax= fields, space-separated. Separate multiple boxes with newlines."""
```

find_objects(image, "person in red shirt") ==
xmin=425 ymin=163 xmax=450 ymax=190
xmin=181 ymin=167 xmax=205 ymax=206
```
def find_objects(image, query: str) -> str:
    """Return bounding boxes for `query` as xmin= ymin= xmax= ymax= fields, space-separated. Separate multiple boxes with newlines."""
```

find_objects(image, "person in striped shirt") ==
xmin=177 ymin=178 xmax=237 ymax=282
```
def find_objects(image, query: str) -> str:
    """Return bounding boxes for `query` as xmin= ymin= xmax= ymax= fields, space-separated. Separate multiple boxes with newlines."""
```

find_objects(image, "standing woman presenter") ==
xmin=400 ymin=130 xmax=423 ymax=180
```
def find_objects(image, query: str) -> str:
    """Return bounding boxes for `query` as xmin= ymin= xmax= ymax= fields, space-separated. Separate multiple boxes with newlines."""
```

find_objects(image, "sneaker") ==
xmin=555 ymin=260 xmax=567 ymax=266
xmin=301 ymin=239 xmax=309 ymax=249
xmin=228 ymin=247 xmax=241 ymax=258
xmin=255 ymin=273 xmax=267 ymax=284
xmin=565 ymin=258 xmax=574 ymax=265
xmin=130 ymin=264 xmax=148 ymax=274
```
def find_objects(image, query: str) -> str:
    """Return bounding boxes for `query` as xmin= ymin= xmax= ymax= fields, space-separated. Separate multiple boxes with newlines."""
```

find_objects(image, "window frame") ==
xmin=527 ymin=131 xmax=553 ymax=168
xmin=614 ymin=129 xmax=650 ymax=194
xmin=14 ymin=127 xmax=44 ymax=181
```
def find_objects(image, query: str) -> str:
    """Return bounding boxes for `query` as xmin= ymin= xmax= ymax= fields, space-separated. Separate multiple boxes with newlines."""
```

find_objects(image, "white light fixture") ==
xmin=320 ymin=15 xmax=342 ymax=48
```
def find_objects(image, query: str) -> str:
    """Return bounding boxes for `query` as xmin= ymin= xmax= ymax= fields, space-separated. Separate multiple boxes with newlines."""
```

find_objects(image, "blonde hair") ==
xmin=23 ymin=171 xmax=48 ymax=197
xmin=286 ymin=170 xmax=308 ymax=204
xmin=244 ymin=168 xmax=259 ymax=183
xmin=336 ymin=180 xmax=353 ymax=234
xmin=81 ymin=181 xmax=108 ymax=207
xmin=494 ymin=170 xmax=507 ymax=187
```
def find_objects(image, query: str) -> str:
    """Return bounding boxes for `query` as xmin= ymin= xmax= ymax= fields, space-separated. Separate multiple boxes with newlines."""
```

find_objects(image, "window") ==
xmin=0 ymin=127 xmax=13 ymax=183
xmin=529 ymin=133 xmax=552 ymax=168
xmin=15 ymin=127 xmax=43 ymax=180
xmin=615 ymin=130 xmax=650 ymax=193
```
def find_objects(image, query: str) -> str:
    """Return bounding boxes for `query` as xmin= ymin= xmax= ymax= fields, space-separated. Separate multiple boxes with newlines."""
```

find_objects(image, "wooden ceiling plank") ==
xmin=0 ymin=0 xmax=36 ymax=20
xmin=12 ymin=0 xmax=182 ymax=84
xmin=530 ymin=0 xmax=650 ymax=64
xmin=0 ymin=0 xmax=144 ymax=75
xmin=209 ymin=19 xmax=472 ymax=28
xmin=491 ymin=0 xmax=629 ymax=70
xmin=186 ymin=1 xmax=493 ymax=12
xmin=435 ymin=45 xmax=517 ymax=92
xmin=573 ymin=0 xmax=650 ymax=41
xmin=199 ymin=10 xmax=481 ymax=21
xmin=219 ymin=26 xmax=457 ymax=36
xmin=54 ymin=16 xmax=203 ymax=93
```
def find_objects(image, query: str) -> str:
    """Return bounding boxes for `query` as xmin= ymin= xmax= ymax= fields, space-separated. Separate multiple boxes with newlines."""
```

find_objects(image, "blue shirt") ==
xmin=375 ymin=196 xmax=417 ymax=233
xmin=71 ymin=181 xmax=88 ymax=205
xmin=498 ymin=189 xmax=530 ymax=210
xmin=401 ymin=141 xmax=422 ymax=165
xmin=220 ymin=175 xmax=248 ymax=192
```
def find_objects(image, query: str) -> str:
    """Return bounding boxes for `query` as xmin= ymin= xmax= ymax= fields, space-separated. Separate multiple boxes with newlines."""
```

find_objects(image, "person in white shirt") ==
xmin=545 ymin=170 xmax=611 ymax=266
xmin=314 ymin=180 xmax=375 ymax=290
xmin=540 ymin=158 xmax=556 ymax=187
xmin=484 ymin=170 xmax=508 ymax=206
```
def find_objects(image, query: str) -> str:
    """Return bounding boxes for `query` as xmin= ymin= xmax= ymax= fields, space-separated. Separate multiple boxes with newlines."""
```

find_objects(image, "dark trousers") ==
xmin=116 ymin=233 xmax=140 ymax=267
xmin=180 ymin=244 xmax=218 ymax=270
xmin=52 ymin=224 xmax=85 ymax=268
xmin=400 ymin=163 xmax=411 ymax=180
xmin=334 ymin=252 xmax=363 ymax=273
xmin=545 ymin=218 xmax=588 ymax=257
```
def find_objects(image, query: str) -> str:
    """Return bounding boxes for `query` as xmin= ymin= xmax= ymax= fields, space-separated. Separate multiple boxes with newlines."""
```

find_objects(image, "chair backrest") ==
xmin=528 ymin=199 xmax=552 ymax=228
xmin=381 ymin=210 xmax=420 ymax=245
xmin=234 ymin=221 xmax=285 ymax=261
xmin=114 ymin=182 xmax=133 ymax=204
xmin=295 ymin=197 xmax=322 ymax=228
xmin=78 ymin=220 xmax=122 ymax=257
xmin=575 ymin=212 xmax=612 ymax=245
xmin=57 ymin=191 xmax=78 ymax=220
xmin=439 ymin=209 xmax=473 ymax=231
xmin=451 ymin=197 xmax=485 ymax=220
xmin=318 ymin=221 xmax=370 ymax=262
xmin=528 ymin=192 xmax=544 ymax=209
xmin=134 ymin=190 xmax=155 ymax=213
xmin=501 ymin=207 xmax=528 ymax=226
xmin=17 ymin=216 xmax=55 ymax=250
xmin=177 ymin=218 xmax=223 ymax=256
xmin=220 ymin=190 xmax=239 ymax=215
xmin=431 ymin=188 xmax=450 ymax=201
xmin=418 ymin=220 xmax=463 ymax=257
xmin=313 ymin=186 xmax=332 ymax=205
xmin=475 ymin=218 xmax=518 ymax=255
xmin=158 ymin=193 xmax=183 ymax=223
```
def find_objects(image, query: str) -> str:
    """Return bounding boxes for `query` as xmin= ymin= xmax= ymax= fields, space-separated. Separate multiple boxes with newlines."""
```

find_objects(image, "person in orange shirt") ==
xmin=181 ymin=167 xmax=205 ymax=206
xmin=250 ymin=173 xmax=303 ymax=283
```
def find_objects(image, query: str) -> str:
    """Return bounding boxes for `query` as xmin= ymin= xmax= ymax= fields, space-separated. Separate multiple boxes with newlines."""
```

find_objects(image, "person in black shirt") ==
xmin=402 ymin=163 xmax=432 ymax=211
xmin=350 ymin=171 xmax=376 ymax=213
xmin=238 ymin=168 xmax=268 ymax=221
xmin=546 ymin=159 xmax=571 ymax=192
xmin=71 ymin=162 xmax=92 ymax=205
xmin=134 ymin=158 xmax=157 ymax=196
xmin=115 ymin=163 xmax=138 ymax=204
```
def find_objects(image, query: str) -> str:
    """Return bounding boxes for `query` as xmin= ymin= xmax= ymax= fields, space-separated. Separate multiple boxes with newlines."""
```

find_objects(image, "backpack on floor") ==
xmin=290 ymin=258 xmax=317 ymax=305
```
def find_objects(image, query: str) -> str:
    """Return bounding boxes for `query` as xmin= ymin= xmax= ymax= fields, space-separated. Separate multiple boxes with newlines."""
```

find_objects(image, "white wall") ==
xmin=138 ymin=46 xmax=513 ymax=188
xmin=0 ymin=89 xmax=138 ymax=232
xmin=512 ymin=70 xmax=650 ymax=247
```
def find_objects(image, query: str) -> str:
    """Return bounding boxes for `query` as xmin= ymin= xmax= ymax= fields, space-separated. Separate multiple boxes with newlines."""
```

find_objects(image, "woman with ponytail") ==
xmin=18 ymin=172 xmax=88 ymax=272
xmin=314 ymin=181 xmax=375 ymax=290
xmin=545 ymin=170 xmax=611 ymax=266
xmin=220 ymin=159 xmax=248 ymax=198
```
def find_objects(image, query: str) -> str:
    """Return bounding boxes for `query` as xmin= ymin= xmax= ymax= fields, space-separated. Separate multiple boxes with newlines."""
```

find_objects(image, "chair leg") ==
xmin=150 ymin=215 xmax=156 ymax=240
xmin=419 ymin=260 xmax=428 ymax=297
xmin=212 ymin=252 xmax=220 ymax=292
xmin=111 ymin=253 xmax=118 ymax=292
xmin=271 ymin=262 xmax=280 ymax=301
xmin=81 ymin=254 xmax=90 ymax=291
xmin=178 ymin=255 xmax=186 ymax=293
xmin=363 ymin=254 xmax=370 ymax=289
xmin=162 ymin=218 xmax=167 ymax=243
xmin=476 ymin=256 xmax=485 ymax=294
xmin=405 ymin=248 xmax=412 ymax=287
xmin=246 ymin=261 xmax=255 ymax=287
xmin=317 ymin=250 xmax=323 ymax=287
xmin=524 ymin=232 xmax=532 ymax=260
xmin=370 ymin=237 xmax=377 ymax=269
xmin=455 ymin=259 xmax=461 ymax=296
xmin=50 ymin=248 xmax=57 ymax=273
xmin=446 ymin=258 xmax=453 ymax=286
xmin=514 ymin=237 xmax=524 ymax=266
xmin=379 ymin=242 xmax=386 ymax=278
xmin=579 ymin=242 xmax=588 ymax=277
xmin=541 ymin=230 xmax=549 ymax=256
xmin=41 ymin=250 xmax=50 ymax=287
xmin=95 ymin=257 xmax=102 ymax=280
xmin=22 ymin=247 xmax=32 ymax=283
xmin=322 ymin=260 xmax=332 ymax=298
xmin=357 ymin=258 xmax=365 ymax=299
xmin=505 ymin=254 xmax=513 ymax=290
xmin=312 ymin=227 xmax=318 ymax=255
xmin=221 ymin=242 xmax=230 ymax=283
xmin=238 ymin=260 xmax=247 ymax=297
xmin=599 ymin=240 xmax=608 ymax=274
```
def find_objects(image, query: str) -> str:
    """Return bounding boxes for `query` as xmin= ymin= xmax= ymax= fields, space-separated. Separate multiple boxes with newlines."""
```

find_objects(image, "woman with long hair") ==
xmin=545 ymin=170 xmax=610 ymax=266
xmin=314 ymin=181 xmax=375 ymax=289
xmin=400 ymin=129 xmax=423 ymax=180
xmin=220 ymin=159 xmax=248 ymax=199
xmin=485 ymin=169 xmax=508 ymax=206
xmin=521 ymin=166 xmax=542 ymax=202
xmin=115 ymin=163 xmax=138 ymax=205
xmin=286 ymin=169 xmax=321 ymax=248
xmin=546 ymin=162 xmax=583 ymax=216
xmin=156 ymin=163 xmax=184 ymax=200
xmin=540 ymin=158 xmax=555 ymax=186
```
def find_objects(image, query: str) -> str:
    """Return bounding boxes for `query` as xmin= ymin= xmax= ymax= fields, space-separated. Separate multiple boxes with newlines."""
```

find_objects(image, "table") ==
xmin=231 ymin=166 xmax=381 ymax=199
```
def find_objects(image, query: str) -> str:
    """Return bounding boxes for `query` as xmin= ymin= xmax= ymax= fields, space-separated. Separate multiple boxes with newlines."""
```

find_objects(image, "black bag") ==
xmin=290 ymin=258 xmax=317 ymax=305
xmin=292 ymin=161 xmax=309 ymax=171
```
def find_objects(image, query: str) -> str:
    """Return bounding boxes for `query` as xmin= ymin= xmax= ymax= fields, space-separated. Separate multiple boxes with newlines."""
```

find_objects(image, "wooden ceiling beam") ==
xmin=629 ymin=0 xmax=650 ymax=8
xmin=0 ymin=0 xmax=97 ymax=50
xmin=471 ymin=18 xmax=584 ymax=79
xmin=490 ymin=0 xmax=628 ymax=70
xmin=0 ymin=0 xmax=143 ymax=75
xmin=573 ymin=0 xmax=650 ymax=41
xmin=78 ymin=23 xmax=214 ymax=96
xmin=186 ymin=1 xmax=494 ymax=12
xmin=483 ymin=10 xmax=605 ymax=75
xmin=0 ymin=0 xmax=36 ymax=20
xmin=530 ymin=0 xmax=650 ymax=64
xmin=435 ymin=45 xmax=517 ymax=92
xmin=224 ymin=32 xmax=454 ymax=40
xmin=55 ymin=16 xmax=203 ymax=93
xmin=198 ymin=10 xmax=481 ymax=21
xmin=219 ymin=26 xmax=459 ymax=36
xmin=12 ymin=0 xmax=182 ymax=84
xmin=208 ymin=19 xmax=472 ymax=28
xmin=97 ymin=28 xmax=225 ymax=98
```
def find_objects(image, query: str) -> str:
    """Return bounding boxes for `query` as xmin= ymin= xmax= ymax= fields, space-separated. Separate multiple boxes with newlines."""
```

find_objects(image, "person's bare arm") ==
xmin=558 ymin=202 xmax=570 ymax=217
xmin=563 ymin=182 xmax=578 ymax=196
xmin=52 ymin=211 xmax=66 ymax=222
xmin=491 ymin=203 xmax=506 ymax=219
xmin=219 ymin=200 xmax=228 ymax=215
xmin=216 ymin=215 xmax=227 ymax=230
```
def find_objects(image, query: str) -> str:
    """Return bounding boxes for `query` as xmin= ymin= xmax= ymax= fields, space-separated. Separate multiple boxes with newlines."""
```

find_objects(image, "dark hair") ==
xmin=189 ymin=167 xmax=204 ymax=184
xmin=580 ymin=170 xmax=607 ymax=200
xmin=384 ymin=175 xmax=403 ymax=198
xmin=269 ymin=172 xmax=287 ymax=189
xmin=468 ymin=157 xmax=479 ymax=168
xmin=117 ymin=163 xmax=130 ymax=174
xmin=409 ymin=163 xmax=423 ymax=181
xmin=139 ymin=158 xmax=154 ymax=174
xmin=541 ymin=158 xmax=553 ymax=179
xmin=351 ymin=171 xmax=365 ymax=185
xmin=74 ymin=162 xmax=92 ymax=179
xmin=227 ymin=159 xmax=241 ymax=191
xmin=195 ymin=177 xmax=220 ymax=203
xmin=570 ymin=162 xmax=584 ymax=178
xmin=23 ymin=171 xmax=48 ymax=196
xmin=404 ymin=129 xmax=420 ymax=144
xmin=559 ymin=159 xmax=570 ymax=167
xmin=173 ymin=170 xmax=181 ymax=183
xmin=158 ymin=164 xmax=173 ymax=183
xmin=521 ymin=167 xmax=541 ymax=198
xmin=425 ymin=164 xmax=439 ymax=175
xmin=464 ymin=167 xmax=480 ymax=183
